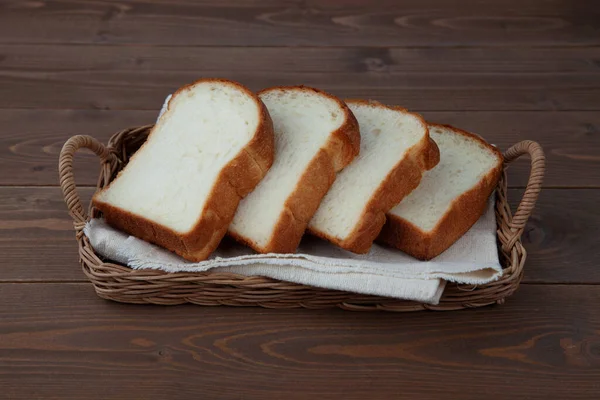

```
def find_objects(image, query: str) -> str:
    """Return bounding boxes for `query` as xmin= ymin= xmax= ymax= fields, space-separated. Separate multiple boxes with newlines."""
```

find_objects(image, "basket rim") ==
xmin=59 ymin=126 xmax=545 ymax=311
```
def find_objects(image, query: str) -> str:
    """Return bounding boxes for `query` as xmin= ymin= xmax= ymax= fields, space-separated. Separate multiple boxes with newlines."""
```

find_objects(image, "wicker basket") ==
xmin=59 ymin=126 xmax=545 ymax=311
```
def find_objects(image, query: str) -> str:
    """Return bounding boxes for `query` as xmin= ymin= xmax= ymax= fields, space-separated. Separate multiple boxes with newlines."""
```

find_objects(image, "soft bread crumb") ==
xmin=95 ymin=81 xmax=260 ymax=233
xmin=389 ymin=124 xmax=502 ymax=231
xmin=309 ymin=101 xmax=427 ymax=241
xmin=229 ymin=87 xmax=351 ymax=250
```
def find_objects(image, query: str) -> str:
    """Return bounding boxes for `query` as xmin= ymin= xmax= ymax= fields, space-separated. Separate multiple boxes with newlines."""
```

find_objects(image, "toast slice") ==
xmin=307 ymin=100 xmax=440 ymax=253
xmin=92 ymin=79 xmax=275 ymax=262
xmin=378 ymin=124 xmax=503 ymax=260
xmin=228 ymin=86 xmax=360 ymax=253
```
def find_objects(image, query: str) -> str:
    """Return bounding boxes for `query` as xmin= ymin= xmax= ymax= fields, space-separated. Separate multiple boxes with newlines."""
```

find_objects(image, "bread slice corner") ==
xmin=378 ymin=123 xmax=503 ymax=260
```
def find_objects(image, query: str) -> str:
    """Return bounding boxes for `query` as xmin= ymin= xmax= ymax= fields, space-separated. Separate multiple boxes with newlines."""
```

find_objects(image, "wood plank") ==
xmin=4 ymin=45 xmax=600 ymax=74
xmin=2 ymin=109 xmax=598 ymax=187
xmin=0 ymin=110 xmax=155 ymax=186
xmin=1 ymin=45 xmax=600 ymax=111
xmin=0 ymin=188 xmax=92 ymax=282
xmin=515 ymin=188 xmax=600 ymax=283
xmin=0 ymin=283 xmax=599 ymax=399
xmin=0 ymin=187 xmax=598 ymax=284
xmin=0 ymin=0 xmax=598 ymax=47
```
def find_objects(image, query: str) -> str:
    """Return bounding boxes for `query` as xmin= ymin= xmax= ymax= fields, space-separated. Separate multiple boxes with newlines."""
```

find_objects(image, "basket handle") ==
xmin=502 ymin=140 xmax=545 ymax=235
xmin=59 ymin=135 xmax=115 ymax=229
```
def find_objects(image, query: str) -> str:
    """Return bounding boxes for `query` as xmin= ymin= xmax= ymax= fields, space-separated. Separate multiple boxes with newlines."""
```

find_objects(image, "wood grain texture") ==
xmin=0 ymin=110 xmax=155 ymax=185
xmin=1 ymin=109 xmax=598 ymax=187
xmin=0 ymin=0 xmax=598 ymax=47
xmin=0 ymin=187 xmax=93 ymax=282
xmin=4 ymin=45 xmax=600 ymax=74
xmin=0 ymin=187 xmax=598 ymax=284
xmin=1 ymin=44 xmax=600 ymax=111
xmin=0 ymin=283 xmax=599 ymax=400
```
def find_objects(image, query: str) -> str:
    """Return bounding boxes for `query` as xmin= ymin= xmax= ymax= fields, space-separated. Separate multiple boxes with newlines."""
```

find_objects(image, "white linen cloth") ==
xmin=83 ymin=200 xmax=502 ymax=305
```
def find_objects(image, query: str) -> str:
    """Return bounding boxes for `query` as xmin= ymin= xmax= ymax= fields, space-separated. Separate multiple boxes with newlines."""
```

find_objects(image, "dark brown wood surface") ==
xmin=2 ymin=283 xmax=600 ymax=400
xmin=2 ymin=45 xmax=600 ymax=111
xmin=1 ymin=0 xmax=598 ymax=47
xmin=0 ymin=0 xmax=599 ymax=398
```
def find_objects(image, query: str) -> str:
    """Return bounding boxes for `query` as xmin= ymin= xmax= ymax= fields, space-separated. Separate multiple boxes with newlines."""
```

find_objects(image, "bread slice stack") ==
xmin=228 ymin=86 xmax=360 ymax=253
xmin=93 ymin=78 xmax=503 ymax=263
xmin=92 ymin=79 xmax=274 ymax=262
xmin=308 ymin=100 xmax=440 ymax=253
xmin=378 ymin=124 xmax=503 ymax=260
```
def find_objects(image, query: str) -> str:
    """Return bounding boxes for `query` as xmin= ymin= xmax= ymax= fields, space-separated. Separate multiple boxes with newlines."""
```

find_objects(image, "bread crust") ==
xmin=229 ymin=86 xmax=360 ymax=253
xmin=308 ymin=100 xmax=440 ymax=254
xmin=92 ymin=78 xmax=275 ymax=262
xmin=377 ymin=123 xmax=503 ymax=260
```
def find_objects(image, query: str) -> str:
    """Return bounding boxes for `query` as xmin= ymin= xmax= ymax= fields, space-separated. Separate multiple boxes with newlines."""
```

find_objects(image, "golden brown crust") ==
xmin=231 ymin=86 xmax=360 ymax=253
xmin=230 ymin=148 xmax=337 ymax=253
xmin=258 ymin=85 xmax=361 ymax=171
xmin=92 ymin=78 xmax=275 ymax=262
xmin=377 ymin=123 xmax=503 ymax=260
xmin=308 ymin=100 xmax=439 ymax=254
xmin=424 ymin=137 xmax=441 ymax=170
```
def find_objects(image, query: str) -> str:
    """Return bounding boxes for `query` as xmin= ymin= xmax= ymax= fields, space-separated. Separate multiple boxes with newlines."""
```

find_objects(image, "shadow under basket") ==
xmin=59 ymin=126 xmax=545 ymax=311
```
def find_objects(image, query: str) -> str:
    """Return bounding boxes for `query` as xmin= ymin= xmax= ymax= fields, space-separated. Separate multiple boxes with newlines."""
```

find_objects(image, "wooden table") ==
xmin=1 ymin=1 xmax=599 ymax=398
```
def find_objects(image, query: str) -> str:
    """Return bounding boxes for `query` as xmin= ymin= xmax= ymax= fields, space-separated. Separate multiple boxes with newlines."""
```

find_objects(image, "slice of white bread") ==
xmin=92 ymin=79 xmax=275 ymax=262
xmin=308 ymin=100 xmax=440 ymax=253
xmin=378 ymin=123 xmax=503 ymax=260
xmin=228 ymin=86 xmax=360 ymax=253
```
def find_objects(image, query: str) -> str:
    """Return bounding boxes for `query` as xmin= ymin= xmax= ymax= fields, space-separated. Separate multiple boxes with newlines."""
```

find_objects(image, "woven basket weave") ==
xmin=59 ymin=126 xmax=545 ymax=311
